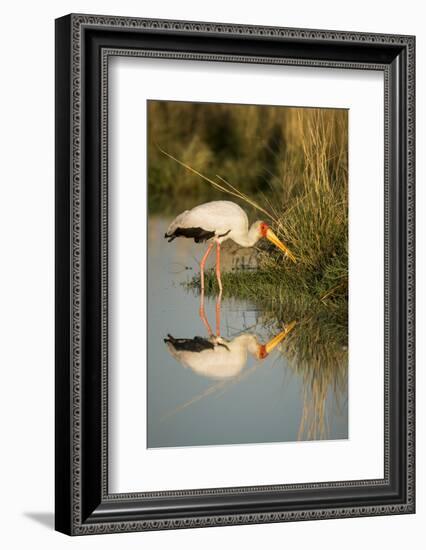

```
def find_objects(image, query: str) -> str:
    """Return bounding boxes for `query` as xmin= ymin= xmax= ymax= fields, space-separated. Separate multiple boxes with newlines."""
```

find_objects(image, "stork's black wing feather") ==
xmin=164 ymin=335 xmax=215 ymax=353
xmin=164 ymin=226 xmax=216 ymax=243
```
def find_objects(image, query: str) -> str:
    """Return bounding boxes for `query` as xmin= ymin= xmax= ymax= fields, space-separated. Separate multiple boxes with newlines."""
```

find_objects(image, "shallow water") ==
xmin=147 ymin=217 xmax=348 ymax=448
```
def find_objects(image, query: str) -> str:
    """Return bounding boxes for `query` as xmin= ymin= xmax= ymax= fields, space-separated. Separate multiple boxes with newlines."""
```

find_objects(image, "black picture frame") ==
xmin=55 ymin=13 xmax=415 ymax=535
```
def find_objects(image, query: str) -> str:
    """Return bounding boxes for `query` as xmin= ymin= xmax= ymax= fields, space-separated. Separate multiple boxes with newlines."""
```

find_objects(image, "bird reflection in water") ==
xmin=164 ymin=290 xmax=295 ymax=381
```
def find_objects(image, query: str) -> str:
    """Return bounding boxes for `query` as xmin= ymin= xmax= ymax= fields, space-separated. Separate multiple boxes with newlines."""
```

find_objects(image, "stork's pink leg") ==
xmin=215 ymin=242 xmax=223 ymax=293
xmin=199 ymin=289 xmax=213 ymax=336
xmin=199 ymin=242 xmax=214 ymax=292
xmin=215 ymin=292 xmax=222 ymax=337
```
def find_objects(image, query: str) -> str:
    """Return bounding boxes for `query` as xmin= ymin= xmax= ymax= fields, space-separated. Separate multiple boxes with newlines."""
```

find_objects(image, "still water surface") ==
xmin=147 ymin=217 xmax=348 ymax=448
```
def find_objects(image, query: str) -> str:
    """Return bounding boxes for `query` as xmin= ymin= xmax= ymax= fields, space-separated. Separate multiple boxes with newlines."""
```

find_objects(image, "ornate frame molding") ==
xmin=55 ymin=14 xmax=415 ymax=535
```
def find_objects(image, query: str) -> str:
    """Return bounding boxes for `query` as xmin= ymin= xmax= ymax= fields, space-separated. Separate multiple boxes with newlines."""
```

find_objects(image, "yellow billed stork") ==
xmin=165 ymin=200 xmax=296 ymax=291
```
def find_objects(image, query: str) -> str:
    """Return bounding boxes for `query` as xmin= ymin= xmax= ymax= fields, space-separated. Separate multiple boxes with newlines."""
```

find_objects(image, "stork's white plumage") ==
xmin=165 ymin=200 xmax=296 ymax=291
xmin=165 ymin=334 xmax=262 ymax=380
xmin=166 ymin=201 xmax=247 ymax=244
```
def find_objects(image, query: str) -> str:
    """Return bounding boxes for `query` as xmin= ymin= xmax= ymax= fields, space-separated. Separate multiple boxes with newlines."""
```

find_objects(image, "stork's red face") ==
xmin=259 ymin=222 xmax=269 ymax=238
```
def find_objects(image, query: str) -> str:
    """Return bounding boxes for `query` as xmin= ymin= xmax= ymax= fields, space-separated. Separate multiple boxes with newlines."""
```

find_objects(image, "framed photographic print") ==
xmin=55 ymin=14 xmax=415 ymax=535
